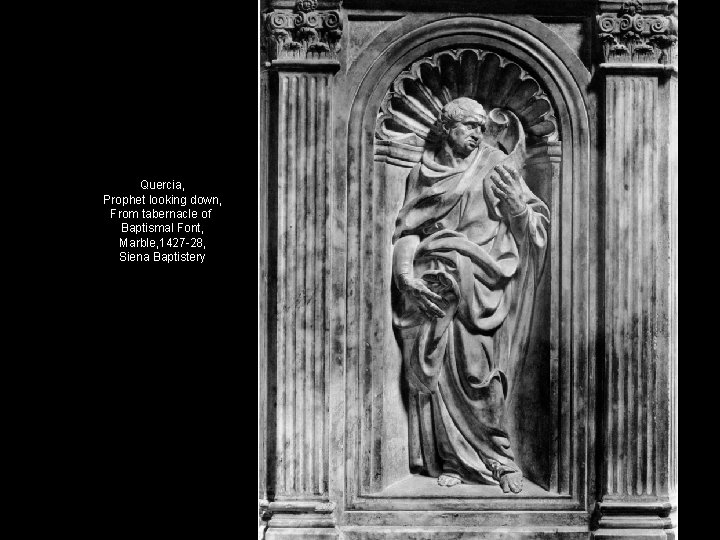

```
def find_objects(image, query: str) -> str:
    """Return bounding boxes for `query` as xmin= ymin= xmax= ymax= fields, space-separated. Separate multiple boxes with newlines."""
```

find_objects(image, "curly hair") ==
xmin=438 ymin=97 xmax=487 ymax=132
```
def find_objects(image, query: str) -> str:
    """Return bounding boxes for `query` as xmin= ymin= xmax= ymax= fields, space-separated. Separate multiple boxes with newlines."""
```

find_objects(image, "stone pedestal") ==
xmin=260 ymin=1 xmax=677 ymax=538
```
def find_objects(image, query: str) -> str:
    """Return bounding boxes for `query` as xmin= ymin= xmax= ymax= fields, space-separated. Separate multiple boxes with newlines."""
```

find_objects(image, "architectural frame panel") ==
xmin=332 ymin=13 xmax=599 ymax=527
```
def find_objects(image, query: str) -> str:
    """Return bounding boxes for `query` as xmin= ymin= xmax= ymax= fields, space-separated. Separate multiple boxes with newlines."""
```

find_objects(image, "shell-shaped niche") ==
xmin=375 ymin=48 xmax=559 ymax=167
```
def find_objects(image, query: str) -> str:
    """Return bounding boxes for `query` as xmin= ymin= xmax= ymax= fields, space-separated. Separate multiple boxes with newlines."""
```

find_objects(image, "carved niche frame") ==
xmin=330 ymin=14 xmax=598 ymax=527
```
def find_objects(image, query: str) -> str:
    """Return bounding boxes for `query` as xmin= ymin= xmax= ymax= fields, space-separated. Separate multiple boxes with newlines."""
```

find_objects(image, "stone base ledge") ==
xmin=262 ymin=500 xmax=338 ymax=538
xmin=594 ymin=498 xmax=677 ymax=536
xmin=341 ymin=526 xmax=589 ymax=539
xmin=265 ymin=528 xmax=339 ymax=539
xmin=262 ymin=525 xmax=679 ymax=539
xmin=592 ymin=530 xmax=675 ymax=539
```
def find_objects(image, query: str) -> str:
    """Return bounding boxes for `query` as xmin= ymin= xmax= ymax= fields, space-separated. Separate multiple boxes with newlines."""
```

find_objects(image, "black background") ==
xmin=74 ymin=9 xmax=251 ymax=535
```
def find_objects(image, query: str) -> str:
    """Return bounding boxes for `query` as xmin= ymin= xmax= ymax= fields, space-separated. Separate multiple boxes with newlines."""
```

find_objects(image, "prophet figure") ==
xmin=391 ymin=97 xmax=549 ymax=493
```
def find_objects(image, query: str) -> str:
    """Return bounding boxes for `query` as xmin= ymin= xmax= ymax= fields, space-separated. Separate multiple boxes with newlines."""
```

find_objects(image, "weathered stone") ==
xmin=259 ymin=1 xmax=677 ymax=538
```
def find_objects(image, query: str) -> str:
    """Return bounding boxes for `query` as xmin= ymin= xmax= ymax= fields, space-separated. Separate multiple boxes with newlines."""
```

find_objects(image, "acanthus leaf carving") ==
xmin=262 ymin=2 xmax=342 ymax=64
xmin=597 ymin=0 xmax=677 ymax=64
xmin=295 ymin=0 xmax=318 ymax=13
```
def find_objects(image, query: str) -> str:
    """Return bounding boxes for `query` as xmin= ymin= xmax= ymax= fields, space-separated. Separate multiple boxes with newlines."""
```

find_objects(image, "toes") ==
xmin=438 ymin=474 xmax=462 ymax=487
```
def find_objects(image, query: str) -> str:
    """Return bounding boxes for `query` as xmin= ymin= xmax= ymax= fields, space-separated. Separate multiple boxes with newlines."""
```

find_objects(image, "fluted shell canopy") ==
xmin=375 ymin=49 xmax=559 ymax=167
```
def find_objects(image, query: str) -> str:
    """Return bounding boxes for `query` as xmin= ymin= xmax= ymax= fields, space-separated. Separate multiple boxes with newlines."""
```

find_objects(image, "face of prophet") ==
xmin=446 ymin=114 xmax=485 ymax=158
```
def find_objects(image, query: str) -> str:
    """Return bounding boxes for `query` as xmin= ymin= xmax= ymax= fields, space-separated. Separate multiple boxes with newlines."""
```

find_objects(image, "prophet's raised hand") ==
xmin=490 ymin=164 xmax=526 ymax=216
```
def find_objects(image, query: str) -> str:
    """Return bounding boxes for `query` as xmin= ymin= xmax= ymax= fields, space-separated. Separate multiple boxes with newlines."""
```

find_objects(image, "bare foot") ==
xmin=499 ymin=471 xmax=523 ymax=493
xmin=438 ymin=473 xmax=462 ymax=487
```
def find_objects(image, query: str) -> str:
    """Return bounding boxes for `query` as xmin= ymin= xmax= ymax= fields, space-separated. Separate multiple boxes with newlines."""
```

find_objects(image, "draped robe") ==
xmin=392 ymin=141 xmax=549 ymax=485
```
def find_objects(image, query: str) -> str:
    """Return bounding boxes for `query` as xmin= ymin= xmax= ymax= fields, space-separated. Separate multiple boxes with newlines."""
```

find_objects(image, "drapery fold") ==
xmin=393 ymin=142 xmax=549 ymax=484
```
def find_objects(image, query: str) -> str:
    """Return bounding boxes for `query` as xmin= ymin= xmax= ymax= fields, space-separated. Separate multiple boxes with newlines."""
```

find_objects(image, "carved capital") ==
xmin=597 ymin=1 xmax=677 ymax=64
xmin=262 ymin=1 xmax=343 ymax=67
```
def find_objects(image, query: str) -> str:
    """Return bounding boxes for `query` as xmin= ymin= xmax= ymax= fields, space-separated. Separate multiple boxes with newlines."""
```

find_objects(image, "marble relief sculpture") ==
xmin=390 ymin=93 xmax=549 ymax=493
xmin=260 ymin=1 xmax=678 ymax=533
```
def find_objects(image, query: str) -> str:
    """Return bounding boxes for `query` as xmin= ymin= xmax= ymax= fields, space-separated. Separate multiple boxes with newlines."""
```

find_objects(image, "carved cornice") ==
xmin=262 ymin=0 xmax=343 ymax=68
xmin=597 ymin=0 xmax=677 ymax=64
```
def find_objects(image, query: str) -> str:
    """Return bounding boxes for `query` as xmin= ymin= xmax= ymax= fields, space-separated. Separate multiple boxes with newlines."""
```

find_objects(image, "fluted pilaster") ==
xmin=261 ymin=4 xmax=341 ymax=536
xmin=274 ymin=71 xmax=332 ymax=499
xmin=595 ymin=61 xmax=677 ymax=540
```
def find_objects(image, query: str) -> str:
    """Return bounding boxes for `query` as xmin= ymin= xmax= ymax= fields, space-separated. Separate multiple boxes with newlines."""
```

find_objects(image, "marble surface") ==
xmin=260 ymin=1 xmax=677 ymax=538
